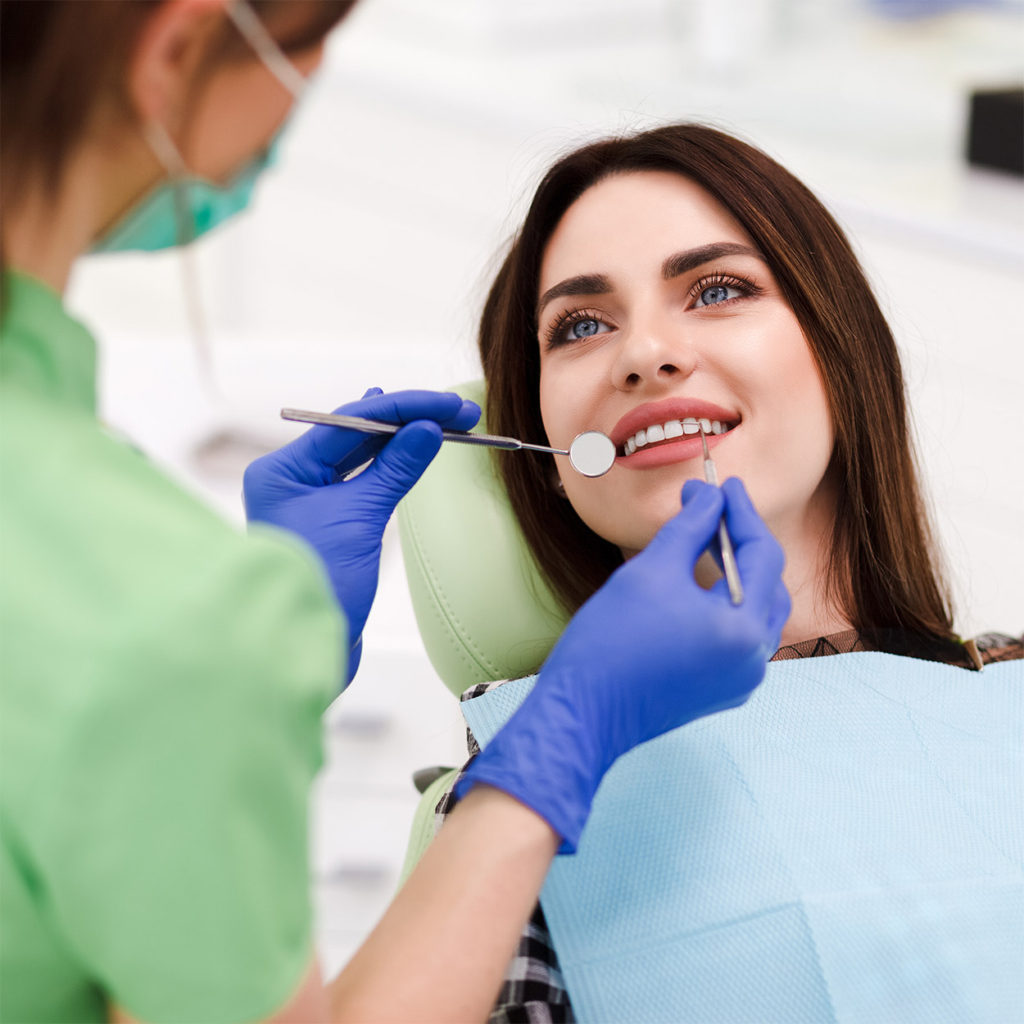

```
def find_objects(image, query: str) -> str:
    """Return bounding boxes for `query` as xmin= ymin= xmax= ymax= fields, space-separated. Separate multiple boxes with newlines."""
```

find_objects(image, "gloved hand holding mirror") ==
xmin=245 ymin=389 xmax=481 ymax=682
xmin=281 ymin=407 xmax=618 ymax=478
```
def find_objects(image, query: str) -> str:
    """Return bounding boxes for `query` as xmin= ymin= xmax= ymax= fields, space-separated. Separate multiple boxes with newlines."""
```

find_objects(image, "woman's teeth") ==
xmin=623 ymin=418 xmax=729 ymax=456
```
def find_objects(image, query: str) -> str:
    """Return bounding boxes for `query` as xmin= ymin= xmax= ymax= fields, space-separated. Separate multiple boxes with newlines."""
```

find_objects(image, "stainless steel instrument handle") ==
xmin=280 ymin=409 xmax=567 ymax=455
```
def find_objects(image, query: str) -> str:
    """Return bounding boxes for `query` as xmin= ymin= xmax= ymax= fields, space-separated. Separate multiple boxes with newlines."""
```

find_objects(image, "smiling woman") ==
xmin=449 ymin=123 xmax=1023 ymax=1020
xmin=482 ymin=123 xmax=957 ymax=654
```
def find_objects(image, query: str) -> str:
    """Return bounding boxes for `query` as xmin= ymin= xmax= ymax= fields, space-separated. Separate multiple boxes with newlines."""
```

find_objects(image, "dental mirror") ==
xmin=567 ymin=430 xmax=617 ymax=478
xmin=280 ymin=409 xmax=618 ymax=478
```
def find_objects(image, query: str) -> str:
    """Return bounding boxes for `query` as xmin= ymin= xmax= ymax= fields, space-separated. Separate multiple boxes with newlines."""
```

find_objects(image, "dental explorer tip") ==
xmin=698 ymin=423 xmax=711 ymax=459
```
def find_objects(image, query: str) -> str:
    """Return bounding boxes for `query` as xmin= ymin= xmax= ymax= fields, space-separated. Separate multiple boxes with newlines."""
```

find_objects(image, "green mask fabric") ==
xmin=91 ymin=136 xmax=282 ymax=254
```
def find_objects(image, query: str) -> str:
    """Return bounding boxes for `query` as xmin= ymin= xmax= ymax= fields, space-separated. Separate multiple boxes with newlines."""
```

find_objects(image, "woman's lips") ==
xmin=611 ymin=398 xmax=740 ymax=449
xmin=608 ymin=398 xmax=739 ymax=471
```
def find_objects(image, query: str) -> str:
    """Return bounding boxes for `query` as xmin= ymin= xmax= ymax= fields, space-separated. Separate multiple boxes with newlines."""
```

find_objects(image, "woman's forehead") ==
xmin=539 ymin=170 xmax=754 ymax=287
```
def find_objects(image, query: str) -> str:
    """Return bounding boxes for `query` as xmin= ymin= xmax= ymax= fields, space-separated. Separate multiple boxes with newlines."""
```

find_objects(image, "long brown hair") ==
xmin=480 ymin=123 xmax=956 ymax=651
xmin=0 ymin=0 xmax=354 ymax=285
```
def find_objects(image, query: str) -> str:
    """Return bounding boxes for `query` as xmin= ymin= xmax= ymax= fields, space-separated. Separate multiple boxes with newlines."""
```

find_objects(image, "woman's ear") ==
xmin=126 ymin=0 xmax=231 ymax=126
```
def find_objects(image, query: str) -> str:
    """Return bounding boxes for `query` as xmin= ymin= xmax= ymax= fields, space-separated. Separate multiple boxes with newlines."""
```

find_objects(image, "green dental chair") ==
xmin=396 ymin=380 xmax=570 ymax=876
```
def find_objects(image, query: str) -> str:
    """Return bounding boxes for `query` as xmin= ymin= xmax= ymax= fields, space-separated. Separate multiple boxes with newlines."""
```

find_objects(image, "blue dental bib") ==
xmin=461 ymin=652 xmax=1023 ymax=1023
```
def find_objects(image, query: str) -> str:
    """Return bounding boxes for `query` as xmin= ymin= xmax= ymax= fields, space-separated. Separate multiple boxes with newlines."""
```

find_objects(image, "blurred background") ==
xmin=67 ymin=0 xmax=1023 ymax=977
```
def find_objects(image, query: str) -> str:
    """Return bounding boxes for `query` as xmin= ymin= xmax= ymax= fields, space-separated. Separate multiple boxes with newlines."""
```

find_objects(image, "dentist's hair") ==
xmin=0 ymin=0 xmax=354 ymax=285
xmin=479 ymin=123 xmax=956 ymax=652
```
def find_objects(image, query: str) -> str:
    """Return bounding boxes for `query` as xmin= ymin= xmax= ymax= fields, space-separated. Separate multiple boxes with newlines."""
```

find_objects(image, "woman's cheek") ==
xmin=539 ymin=371 xmax=587 ymax=449
xmin=564 ymin=475 xmax=684 ymax=556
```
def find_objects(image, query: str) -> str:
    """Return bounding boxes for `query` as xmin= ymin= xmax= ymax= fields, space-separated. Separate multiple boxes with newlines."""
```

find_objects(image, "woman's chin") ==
xmin=575 ymin=496 xmax=683 ymax=560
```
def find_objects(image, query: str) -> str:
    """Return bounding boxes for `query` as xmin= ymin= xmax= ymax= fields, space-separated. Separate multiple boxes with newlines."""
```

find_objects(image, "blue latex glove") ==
xmin=457 ymin=477 xmax=790 ymax=852
xmin=244 ymin=388 xmax=480 ymax=683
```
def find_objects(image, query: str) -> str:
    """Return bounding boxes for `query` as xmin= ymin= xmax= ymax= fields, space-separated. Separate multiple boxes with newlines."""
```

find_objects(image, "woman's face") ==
xmin=536 ymin=170 xmax=836 ymax=557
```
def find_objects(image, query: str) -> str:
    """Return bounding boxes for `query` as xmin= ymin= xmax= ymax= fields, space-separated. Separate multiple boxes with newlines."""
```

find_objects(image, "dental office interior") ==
xmin=69 ymin=0 xmax=1023 ymax=979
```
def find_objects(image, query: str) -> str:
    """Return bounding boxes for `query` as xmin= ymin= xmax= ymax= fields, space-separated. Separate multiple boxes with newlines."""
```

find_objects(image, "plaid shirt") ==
xmin=433 ymin=630 xmax=1022 ymax=1023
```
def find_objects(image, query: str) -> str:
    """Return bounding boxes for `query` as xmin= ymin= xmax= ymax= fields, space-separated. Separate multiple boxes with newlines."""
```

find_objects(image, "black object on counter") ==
xmin=966 ymin=87 xmax=1024 ymax=178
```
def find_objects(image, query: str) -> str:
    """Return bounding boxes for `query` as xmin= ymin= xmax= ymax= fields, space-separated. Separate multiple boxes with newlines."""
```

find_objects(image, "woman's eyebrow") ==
xmin=662 ymin=242 xmax=763 ymax=279
xmin=536 ymin=274 xmax=611 ymax=320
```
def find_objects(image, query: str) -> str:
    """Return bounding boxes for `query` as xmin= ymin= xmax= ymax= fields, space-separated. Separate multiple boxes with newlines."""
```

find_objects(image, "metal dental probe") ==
xmin=698 ymin=424 xmax=744 ymax=606
xmin=280 ymin=409 xmax=617 ymax=477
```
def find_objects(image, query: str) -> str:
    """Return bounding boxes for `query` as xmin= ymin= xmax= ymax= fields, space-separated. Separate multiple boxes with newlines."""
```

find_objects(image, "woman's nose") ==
xmin=610 ymin=319 xmax=697 ymax=391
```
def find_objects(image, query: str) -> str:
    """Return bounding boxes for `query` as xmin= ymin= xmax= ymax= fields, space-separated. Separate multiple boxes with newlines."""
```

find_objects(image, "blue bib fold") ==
xmin=462 ymin=652 xmax=1024 ymax=1023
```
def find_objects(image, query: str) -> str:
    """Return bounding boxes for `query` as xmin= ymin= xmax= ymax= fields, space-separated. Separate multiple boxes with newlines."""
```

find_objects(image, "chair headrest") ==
xmin=397 ymin=381 xmax=570 ymax=697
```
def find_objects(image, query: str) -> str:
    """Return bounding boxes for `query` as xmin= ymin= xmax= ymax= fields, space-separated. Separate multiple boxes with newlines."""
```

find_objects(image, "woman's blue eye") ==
xmin=567 ymin=318 xmax=604 ymax=340
xmin=546 ymin=313 xmax=613 ymax=349
xmin=695 ymin=284 xmax=741 ymax=307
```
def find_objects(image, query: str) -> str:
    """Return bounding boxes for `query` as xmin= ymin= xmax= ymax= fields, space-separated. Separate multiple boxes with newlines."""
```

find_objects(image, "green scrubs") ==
xmin=0 ymin=273 xmax=345 ymax=1022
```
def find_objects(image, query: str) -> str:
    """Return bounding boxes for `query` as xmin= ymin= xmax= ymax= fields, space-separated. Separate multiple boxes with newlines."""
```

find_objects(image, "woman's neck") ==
xmin=773 ymin=497 xmax=850 ymax=646
xmin=778 ymin=567 xmax=851 ymax=645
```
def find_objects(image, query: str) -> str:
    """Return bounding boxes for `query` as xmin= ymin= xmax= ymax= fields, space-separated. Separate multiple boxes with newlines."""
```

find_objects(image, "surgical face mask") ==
xmin=92 ymin=127 xmax=283 ymax=253
xmin=93 ymin=0 xmax=309 ymax=254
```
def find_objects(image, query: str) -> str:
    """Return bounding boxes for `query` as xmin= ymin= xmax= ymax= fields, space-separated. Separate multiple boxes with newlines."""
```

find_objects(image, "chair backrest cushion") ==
xmin=397 ymin=381 xmax=570 ymax=697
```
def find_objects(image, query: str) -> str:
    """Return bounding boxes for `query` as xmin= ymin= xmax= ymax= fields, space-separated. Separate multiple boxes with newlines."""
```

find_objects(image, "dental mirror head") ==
xmin=568 ymin=430 xmax=616 ymax=478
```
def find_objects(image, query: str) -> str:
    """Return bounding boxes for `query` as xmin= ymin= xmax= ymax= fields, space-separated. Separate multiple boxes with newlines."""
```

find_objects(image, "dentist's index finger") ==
xmin=720 ymin=478 xmax=786 ymax=609
xmin=341 ymin=390 xmax=481 ymax=431
xmin=301 ymin=390 xmax=481 ymax=472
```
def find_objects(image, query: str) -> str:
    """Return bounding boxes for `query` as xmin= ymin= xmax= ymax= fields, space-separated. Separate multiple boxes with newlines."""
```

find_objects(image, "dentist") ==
xmin=0 ymin=2 xmax=789 ymax=1021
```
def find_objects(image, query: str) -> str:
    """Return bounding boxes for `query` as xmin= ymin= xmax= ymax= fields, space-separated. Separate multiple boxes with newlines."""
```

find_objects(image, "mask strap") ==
xmin=143 ymin=120 xmax=189 ymax=178
xmin=226 ymin=0 xmax=309 ymax=99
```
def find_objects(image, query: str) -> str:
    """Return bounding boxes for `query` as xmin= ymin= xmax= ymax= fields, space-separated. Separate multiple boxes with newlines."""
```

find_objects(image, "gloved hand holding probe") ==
xmin=457 ymin=478 xmax=790 ymax=852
